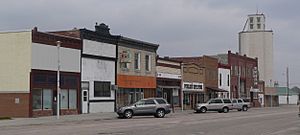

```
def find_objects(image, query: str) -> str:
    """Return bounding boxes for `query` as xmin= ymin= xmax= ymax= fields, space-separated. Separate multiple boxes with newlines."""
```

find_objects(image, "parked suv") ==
xmin=195 ymin=98 xmax=233 ymax=113
xmin=117 ymin=98 xmax=171 ymax=119
xmin=232 ymin=98 xmax=250 ymax=111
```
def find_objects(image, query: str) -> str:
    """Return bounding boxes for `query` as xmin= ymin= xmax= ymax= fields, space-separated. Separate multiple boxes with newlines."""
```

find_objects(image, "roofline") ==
xmin=0 ymin=29 xmax=32 ymax=34
xmin=157 ymin=57 xmax=182 ymax=63
xmin=239 ymin=30 xmax=273 ymax=34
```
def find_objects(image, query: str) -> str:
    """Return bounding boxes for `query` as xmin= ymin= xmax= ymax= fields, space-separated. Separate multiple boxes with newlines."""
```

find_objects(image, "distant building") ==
xmin=239 ymin=13 xmax=274 ymax=86
xmin=213 ymin=51 xmax=259 ymax=103
xmin=171 ymin=56 xmax=224 ymax=109
xmin=276 ymin=87 xmax=299 ymax=105
xmin=218 ymin=63 xmax=231 ymax=98
xmin=0 ymin=28 xmax=82 ymax=117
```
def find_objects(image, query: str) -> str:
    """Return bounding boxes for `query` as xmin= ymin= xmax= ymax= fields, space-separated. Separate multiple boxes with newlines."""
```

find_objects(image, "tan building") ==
xmin=0 ymin=28 xmax=82 ymax=117
xmin=172 ymin=56 xmax=222 ymax=109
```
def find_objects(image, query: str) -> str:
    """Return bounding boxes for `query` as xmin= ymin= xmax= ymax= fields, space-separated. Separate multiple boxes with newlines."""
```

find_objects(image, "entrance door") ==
xmin=81 ymin=90 xmax=89 ymax=114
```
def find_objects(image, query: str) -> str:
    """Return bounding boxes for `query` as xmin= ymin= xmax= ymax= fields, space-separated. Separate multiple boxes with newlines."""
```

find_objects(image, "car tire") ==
xmin=124 ymin=110 xmax=133 ymax=119
xmin=200 ymin=107 xmax=207 ymax=113
xmin=155 ymin=109 xmax=165 ymax=118
xmin=223 ymin=107 xmax=229 ymax=113
xmin=242 ymin=106 xmax=248 ymax=111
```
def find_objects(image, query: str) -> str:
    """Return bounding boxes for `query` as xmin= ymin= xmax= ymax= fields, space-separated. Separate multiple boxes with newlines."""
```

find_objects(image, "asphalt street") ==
xmin=0 ymin=106 xmax=299 ymax=135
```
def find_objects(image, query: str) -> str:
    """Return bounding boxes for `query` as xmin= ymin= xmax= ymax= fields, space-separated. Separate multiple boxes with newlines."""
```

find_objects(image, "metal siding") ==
xmin=83 ymin=39 xmax=116 ymax=58
xmin=31 ymin=43 xmax=80 ymax=72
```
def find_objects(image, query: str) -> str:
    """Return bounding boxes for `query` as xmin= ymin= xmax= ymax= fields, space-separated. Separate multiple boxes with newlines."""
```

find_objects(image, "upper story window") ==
xmin=250 ymin=24 xmax=254 ymax=29
xmin=257 ymin=24 xmax=261 ymax=29
xmin=219 ymin=73 xmax=222 ymax=86
xmin=249 ymin=17 xmax=254 ymax=23
xmin=145 ymin=55 xmax=151 ymax=71
xmin=257 ymin=17 xmax=261 ymax=22
xmin=134 ymin=52 xmax=141 ymax=70
xmin=227 ymin=74 xmax=230 ymax=86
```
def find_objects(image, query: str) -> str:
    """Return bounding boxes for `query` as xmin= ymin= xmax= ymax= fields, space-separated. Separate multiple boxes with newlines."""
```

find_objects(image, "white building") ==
xmin=53 ymin=23 xmax=118 ymax=113
xmin=239 ymin=13 xmax=274 ymax=86
xmin=218 ymin=67 xmax=230 ymax=98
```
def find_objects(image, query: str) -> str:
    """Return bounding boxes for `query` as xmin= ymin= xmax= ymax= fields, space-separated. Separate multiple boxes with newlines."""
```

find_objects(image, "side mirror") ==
xmin=134 ymin=104 xmax=137 ymax=107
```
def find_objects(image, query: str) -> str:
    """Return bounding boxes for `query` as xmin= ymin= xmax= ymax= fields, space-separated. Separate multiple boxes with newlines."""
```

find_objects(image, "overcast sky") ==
xmin=1 ymin=0 xmax=299 ymax=87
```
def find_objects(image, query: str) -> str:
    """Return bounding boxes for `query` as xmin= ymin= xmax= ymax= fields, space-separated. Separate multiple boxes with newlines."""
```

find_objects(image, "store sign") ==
xmin=182 ymin=82 xmax=204 ymax=92
xmin=157 ymin=72 xmax=181 ymax=79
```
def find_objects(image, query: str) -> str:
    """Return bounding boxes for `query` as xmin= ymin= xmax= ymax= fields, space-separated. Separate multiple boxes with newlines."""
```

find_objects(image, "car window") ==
xmin=211 ymin=99 xmax=222 ymax=104
xmin=223 ymin=99 xmax=232 ymax=103
xmin=156 ymin=99 xmax=167 ymax=104
xmin=238 ymin=99 xmax=243 ymax=103
xmin=145 ymin=99 xmax=156 ymax=105
xmin=232 ymin=100 xmax=237 ymax=103
xmin=243 ymin=99 xmax=250 ymax=102
xmin=135 ymin=100 xmax=145 ymax=105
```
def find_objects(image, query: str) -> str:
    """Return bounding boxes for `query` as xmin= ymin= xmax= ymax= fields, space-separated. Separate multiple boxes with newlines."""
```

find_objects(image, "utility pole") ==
xmin=57 ymin=41 xmax=61 ymax=119
xmin=286 ymin=67 xmax=289 ymax=105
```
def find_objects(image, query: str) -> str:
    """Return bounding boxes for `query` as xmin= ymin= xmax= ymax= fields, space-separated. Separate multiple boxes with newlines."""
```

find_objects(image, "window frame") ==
xmin=94 ymin=81 xmax=111 ymax=97
xmin=134 ymin=52 xmax=141 ymax=70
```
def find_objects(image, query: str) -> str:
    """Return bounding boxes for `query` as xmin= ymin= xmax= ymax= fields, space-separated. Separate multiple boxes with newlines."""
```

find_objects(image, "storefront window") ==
xmin=69 ymin=89 xmax=77 ymax=109
xmin=32 ymin=89 xmax=42 ymax=110
xmin=61 ymin=89 xmax=69 ymax=109
xmin=43 ymin=89 xmax=52 ymax=110
xmin=94 ymin=81 xmax=111 ymax=97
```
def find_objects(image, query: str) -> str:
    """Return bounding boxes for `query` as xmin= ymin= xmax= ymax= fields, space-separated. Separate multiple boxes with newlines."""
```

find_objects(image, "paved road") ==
xmin=0 ymin=106 xmax=299 ymax=135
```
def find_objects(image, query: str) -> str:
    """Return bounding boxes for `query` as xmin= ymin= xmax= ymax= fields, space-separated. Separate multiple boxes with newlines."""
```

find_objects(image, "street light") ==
xmin=56 ymin=41 xmax=61 ymax=119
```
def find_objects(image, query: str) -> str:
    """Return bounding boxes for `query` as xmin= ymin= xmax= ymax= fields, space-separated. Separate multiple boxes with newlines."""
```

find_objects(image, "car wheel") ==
xmin=124 ymin=110 xmax=133 ymax=119
xmin=155 ymin=109 xmax=165 ymax=118
xmin=242 ymin=106 xmax=248 ymax=111
xmin=200 ymin=107 xmax=207 ymax=113
xmin=223 ymin=107 xmax=229 ymax=113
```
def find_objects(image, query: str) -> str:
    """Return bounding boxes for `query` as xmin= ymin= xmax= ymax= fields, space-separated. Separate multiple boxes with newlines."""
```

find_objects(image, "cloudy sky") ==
xmin=1 ymin=0 xmax=299 ymax=87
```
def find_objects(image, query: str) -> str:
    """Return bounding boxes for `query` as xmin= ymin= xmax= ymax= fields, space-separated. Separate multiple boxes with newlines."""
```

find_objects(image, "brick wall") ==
xmin=0 ymin=93 xmax=29 ymax=117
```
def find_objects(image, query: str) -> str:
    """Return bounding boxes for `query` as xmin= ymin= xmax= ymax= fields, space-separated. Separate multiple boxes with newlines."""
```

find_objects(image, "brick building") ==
xmin=213 ymin=51 xmax=259 ymax=103
xmin=171 ymin=56 xmax=223 ymax=109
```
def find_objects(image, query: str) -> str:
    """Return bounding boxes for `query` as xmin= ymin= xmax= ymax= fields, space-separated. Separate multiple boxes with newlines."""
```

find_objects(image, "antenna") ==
xmin=256 ymin=5 xmax=259 ymax=14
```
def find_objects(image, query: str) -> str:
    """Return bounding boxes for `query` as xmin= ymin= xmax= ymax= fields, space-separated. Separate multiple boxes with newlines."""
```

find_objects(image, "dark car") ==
xmin=117 ymin=98 xmax=171 ymax=119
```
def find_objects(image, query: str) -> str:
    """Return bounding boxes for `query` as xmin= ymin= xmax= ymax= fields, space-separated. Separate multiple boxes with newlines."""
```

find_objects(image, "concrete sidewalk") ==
xmin=0 ymin=109 xmax=194 ymax=127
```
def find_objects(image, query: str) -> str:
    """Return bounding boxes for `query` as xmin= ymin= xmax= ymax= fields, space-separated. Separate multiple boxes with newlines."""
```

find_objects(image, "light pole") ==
xmin=56 ymin=41 xmax=61 ymax=119
xmin=286 ymin=67 xmax=289 ymax=105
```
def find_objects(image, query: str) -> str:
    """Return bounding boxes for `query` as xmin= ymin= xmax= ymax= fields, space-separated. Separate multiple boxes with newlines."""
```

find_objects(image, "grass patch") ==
xmin=0 ymin=117 xmax=12 ymax=120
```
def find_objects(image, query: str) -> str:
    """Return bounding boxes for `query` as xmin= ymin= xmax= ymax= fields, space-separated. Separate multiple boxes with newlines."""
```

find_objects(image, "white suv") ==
xmin=195 ymin=98 xmax=233 ymax=113
xmin=232 ymin=98 xmax=250 ymax=111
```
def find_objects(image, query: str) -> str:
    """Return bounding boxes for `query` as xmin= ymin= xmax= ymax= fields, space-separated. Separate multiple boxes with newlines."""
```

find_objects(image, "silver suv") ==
xmin=195 ymin=98 xmax=233 ymax=113
xmin=117 ymin=98 xmax=171 ymax=119
xmin=232 ymin=98 xmax=250 ymax=111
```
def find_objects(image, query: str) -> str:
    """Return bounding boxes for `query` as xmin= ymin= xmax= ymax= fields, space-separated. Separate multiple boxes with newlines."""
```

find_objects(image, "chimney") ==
xmin=95 ymin=22 xmax=110 ymax=35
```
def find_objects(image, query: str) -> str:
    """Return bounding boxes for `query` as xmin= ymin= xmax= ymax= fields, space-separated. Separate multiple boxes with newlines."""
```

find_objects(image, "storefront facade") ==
xmin=116 ymin=37 xmax=159 ymax=108
xmin=0 ymin=28 xmax=82 ymax=117
xmin=156 ymin=57 xmax=182 ymax=108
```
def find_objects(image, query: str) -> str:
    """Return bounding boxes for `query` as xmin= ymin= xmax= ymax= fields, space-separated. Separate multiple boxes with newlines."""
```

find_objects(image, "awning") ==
xmin=206 ymin=87 xmax=228 ymax=92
